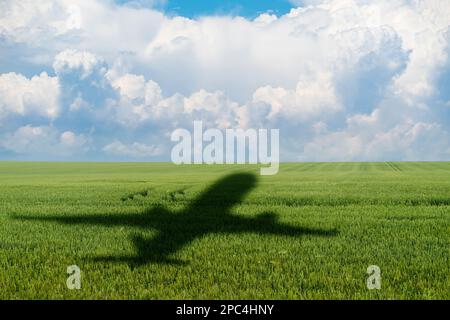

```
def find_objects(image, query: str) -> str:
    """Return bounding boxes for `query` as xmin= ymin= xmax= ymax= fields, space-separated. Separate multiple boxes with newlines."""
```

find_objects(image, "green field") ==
xmin=0 ymin=162 xmax=449 ymax=299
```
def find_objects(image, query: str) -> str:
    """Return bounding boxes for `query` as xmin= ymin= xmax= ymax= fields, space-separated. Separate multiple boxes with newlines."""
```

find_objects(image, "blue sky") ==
xmin=116 ymin=0 xmax=295 ymax=18
xmin=160 ymin=0 xmax=294 ymax=18
xmin=0 ymin=0 xmax=449 ymax=162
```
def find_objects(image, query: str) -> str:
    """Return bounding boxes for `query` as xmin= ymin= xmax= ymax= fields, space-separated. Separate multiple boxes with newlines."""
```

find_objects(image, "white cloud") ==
xmin=144 ymin=80 xmax=163 ymax=106
xmin=0 ymin=125 xmax=88 ymax=157
xmin=253 ymin=72 xmax=341 ymax=121
xmin=52 ymin=49 xmax=116 ymax=120
xmin=111 ymin=73 xmax=146 ymax=100
xmin=0 ymin=0 xmax=81 ymax=44
xmin=53 ymin=49 xmax=106 ymax=79
xmin=0 ymin=0 xmax=164 ymax=65
xmin=118 ymin=0 xmax=167 ymax=9
xmin=303 ymin=120 xmax=450 ymax=161
xmin=103 ymin=140 xmax=162 ymax=158
xmin=60 ymin=130 xmax=88 ymax=149
xmin=0 ymin=72 xmax=60 ymax=120
xmin=346 ymin=109 xmax=380 ymax=129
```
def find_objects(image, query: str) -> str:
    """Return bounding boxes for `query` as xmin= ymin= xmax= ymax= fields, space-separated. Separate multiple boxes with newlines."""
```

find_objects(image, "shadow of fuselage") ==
xmin=15 ymin=173 xmax=338 ymax=266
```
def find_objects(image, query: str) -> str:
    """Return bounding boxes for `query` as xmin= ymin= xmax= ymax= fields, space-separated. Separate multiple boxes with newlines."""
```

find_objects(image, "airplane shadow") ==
xmin=14 ymin=173 xmax=338 ymax=266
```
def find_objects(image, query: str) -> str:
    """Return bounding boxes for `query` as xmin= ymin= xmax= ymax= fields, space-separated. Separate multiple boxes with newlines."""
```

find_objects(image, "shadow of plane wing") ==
xmin=220 ymin=212 xmax=339 ymax=237
xmin=14 ymin=207 xmax=188 ymax=265
xmin=13 ymin=205 xmax=171 ymax=229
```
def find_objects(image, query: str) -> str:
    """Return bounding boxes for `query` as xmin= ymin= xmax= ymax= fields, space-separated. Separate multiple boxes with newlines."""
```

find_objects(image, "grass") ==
xmin=0 ymin=161 xmax=449 ymax=299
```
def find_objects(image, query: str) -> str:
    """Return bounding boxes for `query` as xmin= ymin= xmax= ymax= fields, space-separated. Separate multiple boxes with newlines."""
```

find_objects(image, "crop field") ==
xmin=0 ymin=161 xmax=449 ymax=299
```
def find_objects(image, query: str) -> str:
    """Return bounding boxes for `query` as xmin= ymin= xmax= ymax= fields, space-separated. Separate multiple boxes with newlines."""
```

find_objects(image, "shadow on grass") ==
xmin=14 ymin=173 xmax=338 ymax=266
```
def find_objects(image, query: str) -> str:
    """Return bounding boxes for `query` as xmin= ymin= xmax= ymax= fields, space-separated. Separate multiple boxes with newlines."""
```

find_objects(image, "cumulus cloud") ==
xmin=0 ymin=72 xmax=60 ymax=121
xmin=53 ymin=49 xmax=117 ymax=126
xmin=53 ymin=49 xmax=106 ymax=79
xmin=0 ymin=0 xmax=164 ymax=65
xmin=252 ymin=72 xmax=341 ymax=121
xmin=0 ymin=0 xmax=449 ymax=161
xmin=302 ymin=120 xmax=450 ymax=161
xmin=111 ymin=73 xmax=147 ymax=100
xmin=118 ymin=0 xmax=167 ymax=9
xmin=0 ymin=0 xmax=81 ymax=44
xmin=0 ymin=125 xmax=88 ymax=157
xmin=103 ymin=140 xmax=162 ymax=158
